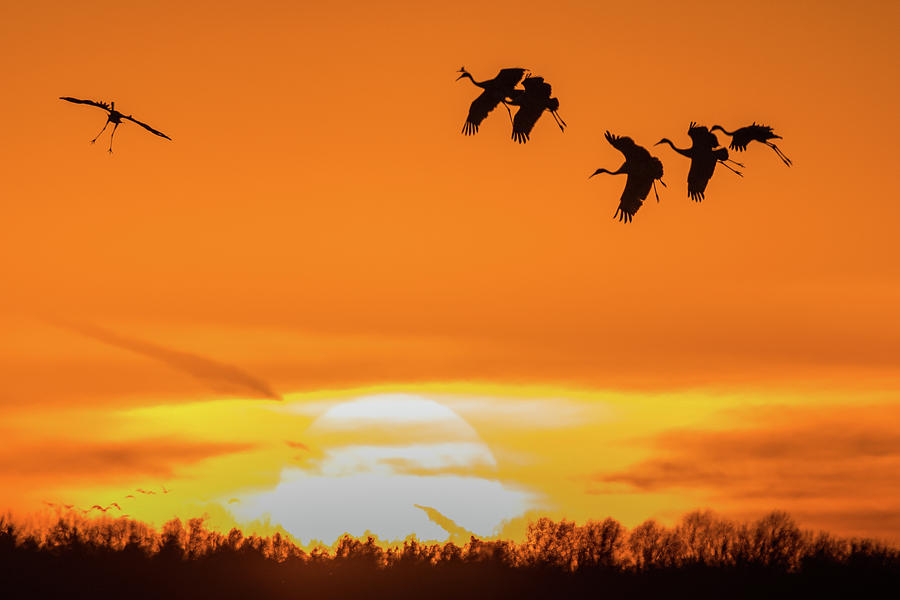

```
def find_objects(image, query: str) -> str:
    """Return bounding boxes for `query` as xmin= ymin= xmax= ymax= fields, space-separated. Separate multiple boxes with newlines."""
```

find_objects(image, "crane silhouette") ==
xmin=456 ymin=67 xmax=527 ymax=135
xmin=59 ymin=97 xmax=171 ymax=153
xmin=590 ymin=131 xmax=666 ymax=223
xmin=656 ymin=122 xmax=742 ymax=202
xmin=710 ymin=123 xmax=792 ymax=166
xmin=507 ymin=76 xmax=566 ymax=144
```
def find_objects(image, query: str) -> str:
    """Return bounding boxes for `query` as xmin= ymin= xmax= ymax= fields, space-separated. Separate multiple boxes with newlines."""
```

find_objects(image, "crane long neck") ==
xmin=711 ymin=125 xmax=735 ymax=136
xmin=658 ymin=139 xmax=691 ymax=157
xmin=459 ymin=71 xmax=486 ymax=88
xmin=591 ymin=164 xmax=627 ymax=177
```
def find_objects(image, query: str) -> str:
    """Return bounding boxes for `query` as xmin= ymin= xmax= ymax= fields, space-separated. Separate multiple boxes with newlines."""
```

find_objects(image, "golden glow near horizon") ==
xmin=5 ymin=383 xmax=900 ymax=545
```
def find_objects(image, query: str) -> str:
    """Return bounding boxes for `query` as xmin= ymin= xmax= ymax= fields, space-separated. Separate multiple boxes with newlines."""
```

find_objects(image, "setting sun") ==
xmin=232 ymin=394 xmax=533 ymax=543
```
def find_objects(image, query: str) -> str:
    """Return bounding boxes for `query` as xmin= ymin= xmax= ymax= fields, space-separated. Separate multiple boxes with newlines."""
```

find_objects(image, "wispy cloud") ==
xmin=47 ymin=319 xmax=282 ymax=400
xmin=584 ymin=404 xmax=900 ymax=540
xmin=593 ymin=405 xmax=900 ymax=502
xmin=0 ymin=437 xmax=255 ymax=482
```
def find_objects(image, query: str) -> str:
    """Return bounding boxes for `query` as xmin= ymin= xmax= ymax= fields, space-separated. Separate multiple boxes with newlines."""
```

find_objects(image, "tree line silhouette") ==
xmin=2 ymin=509 xmax=896 ymax=599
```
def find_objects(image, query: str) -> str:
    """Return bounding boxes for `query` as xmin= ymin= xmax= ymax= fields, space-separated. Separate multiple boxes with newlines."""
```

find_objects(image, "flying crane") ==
xmin=59 ymin=97 xmax=171 ymax=153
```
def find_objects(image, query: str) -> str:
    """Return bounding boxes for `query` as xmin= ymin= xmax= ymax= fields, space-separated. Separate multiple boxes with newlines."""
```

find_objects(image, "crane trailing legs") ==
xmin=548 ymin=104 xmax=567 ymax=132
xmin=717 ymin=157 xmax=744 ymax=176
xmin=89 ymin=106 xmax=122 ymax=152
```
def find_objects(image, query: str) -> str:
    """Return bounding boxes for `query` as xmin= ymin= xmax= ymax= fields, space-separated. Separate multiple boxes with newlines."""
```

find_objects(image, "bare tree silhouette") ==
xmin=507 ymin=76 xmax=566 ymax=144
xmin=656 ymin=122 xmax=742 ymax=202
xmin=456 ymin=67 xmax=527 ymax=135
xmin=591 ymin=131 xmax=666 ymax=223
xmin=59 ymin=97 xmax=171 ymax=153
xmin=711 ymin=123 xmax=792 ymax=166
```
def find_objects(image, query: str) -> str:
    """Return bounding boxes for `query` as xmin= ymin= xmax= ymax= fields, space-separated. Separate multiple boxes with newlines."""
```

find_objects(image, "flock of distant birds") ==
xmin=43 ymin=485 xmax=170 ymax=519
xmin=59 ymin=66 xmax=791 ymax=224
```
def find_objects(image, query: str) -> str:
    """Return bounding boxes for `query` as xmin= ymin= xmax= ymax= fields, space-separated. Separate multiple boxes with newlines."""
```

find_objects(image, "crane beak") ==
xmin=455 ymin=73 xmax=466 ymax=81
xmin=589 ymin=168 xmax=604 ymax=178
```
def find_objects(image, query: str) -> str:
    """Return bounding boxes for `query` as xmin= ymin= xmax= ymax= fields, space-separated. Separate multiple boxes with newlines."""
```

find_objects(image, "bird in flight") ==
xmin=591 ymin=131 xmax=666 ymax=223
xmin=456 ymin=67 xmax=527 ymax=135
xmin=507 ymin=76 xmax=566 ymax=144
xmin=710 ymin=123 xmax=792 ymax=166
xmin=59 ymin=97 xmax=171 ymax=153
xmin=656 ymin=122 xmax=742 ymax=202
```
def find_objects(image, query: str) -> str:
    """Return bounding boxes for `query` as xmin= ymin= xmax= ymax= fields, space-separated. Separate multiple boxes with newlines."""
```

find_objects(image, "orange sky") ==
xmin=2 ymin=0 xmax=900 ymax=544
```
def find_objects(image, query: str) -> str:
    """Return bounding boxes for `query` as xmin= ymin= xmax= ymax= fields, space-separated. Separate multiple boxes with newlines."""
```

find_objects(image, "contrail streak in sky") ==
xmin=48 ymin=319 xmax=282 ymax=401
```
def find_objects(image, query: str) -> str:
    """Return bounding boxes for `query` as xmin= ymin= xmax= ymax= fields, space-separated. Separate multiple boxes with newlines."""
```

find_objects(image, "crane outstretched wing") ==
xmin=511 ymin=104 xmax=543 ymax=143
xmin=687 ymin=155 xmax=716 ymax=202
xmin=459 ymin=69 xmax=525 ymax=136
xmin=688 ymin=123 xmax=718 ymax=150
xmin=463 ymin=91 xmax=502 ymax=135
xmin=604 ymin=131 xmax=640 ymax=160
xmin=494 ymin=68 xmax=527 ymax=89
xmin=123 ymin=115 xmax=172 ymax=140
xmin=727 ymin=131 xmax=749 ymax=151
xmin=614 ymin=175 xmax=647 ymax=223
xmin=521 ymin=77 xmax=547 ymax=93
xmin=59 ymin=97 xmax=111 ymax=111
xmin=746 ymin=123 xmax=776 ymax=139
xmin=729 ymin=124 xmax=777 ymax=151
xmin=615 ymin=159 xmax=661 ymax=223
